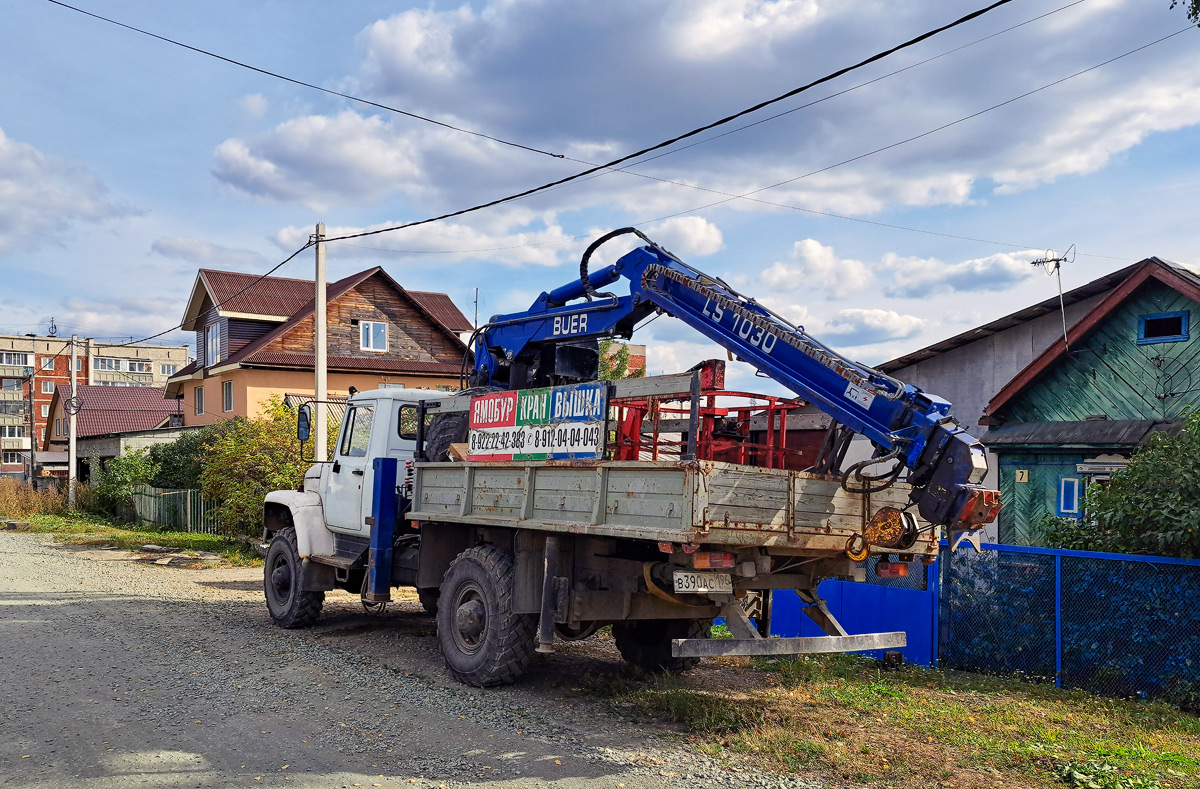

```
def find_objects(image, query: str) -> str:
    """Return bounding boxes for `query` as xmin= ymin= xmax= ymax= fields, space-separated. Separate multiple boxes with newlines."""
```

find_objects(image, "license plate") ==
xmin=672 ymin=571 xmax=733 ymax=594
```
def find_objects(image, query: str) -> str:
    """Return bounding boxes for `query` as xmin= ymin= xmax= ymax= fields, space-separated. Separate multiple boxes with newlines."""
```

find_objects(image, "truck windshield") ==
xmin=339 ymin=405 xmax=374 ymax=457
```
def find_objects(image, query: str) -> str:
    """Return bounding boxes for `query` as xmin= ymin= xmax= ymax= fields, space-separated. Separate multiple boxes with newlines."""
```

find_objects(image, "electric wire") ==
xmin=107 ymin=241 xmax=315 ymax=349
xmin=321 ymin=0 xmax=1019 ymax=245
xmin=42 ymin=0 xmax=567 ymax=161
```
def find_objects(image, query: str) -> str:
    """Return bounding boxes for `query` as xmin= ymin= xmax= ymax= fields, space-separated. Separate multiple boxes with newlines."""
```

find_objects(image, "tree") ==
xmin=199 ymin=397 xmax=307 ymax=534
xmin=91 ymin=448 xmax=156 ymax=518
xmin=1170 ymin=0 xmax=1200 ymax=26
xmin=598 ymin=339 xmax=645 ymax=381
xmin=145 ymin=421 xmax=237 ymax=489
xmin=1039 ymin=412 xmax=1200 ymax=558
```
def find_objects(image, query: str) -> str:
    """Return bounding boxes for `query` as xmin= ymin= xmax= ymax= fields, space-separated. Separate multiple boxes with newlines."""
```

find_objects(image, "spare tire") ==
xmin=424 ymin=386 xmax=501 ymax=461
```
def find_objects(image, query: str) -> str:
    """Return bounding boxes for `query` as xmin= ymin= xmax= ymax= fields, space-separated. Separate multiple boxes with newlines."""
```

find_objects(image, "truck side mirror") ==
xmin=297 ymin=403 xmax=312 ymax=442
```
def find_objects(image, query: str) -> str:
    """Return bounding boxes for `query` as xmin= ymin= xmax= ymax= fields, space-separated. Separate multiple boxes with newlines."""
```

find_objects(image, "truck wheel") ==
xmin=612 ymin=619 xmax=710 ymax=673
xmin=263 ymin=528 xmax=325 ymax=628
xmin=436 ymin=546 xmax=536 ymax=686
xmin=417 ymin=587 xmax=440 ymax=616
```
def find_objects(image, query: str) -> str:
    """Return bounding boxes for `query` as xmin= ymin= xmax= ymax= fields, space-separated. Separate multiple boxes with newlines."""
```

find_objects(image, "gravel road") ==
xmin=0 ymin=532 xmax=829 ymax=789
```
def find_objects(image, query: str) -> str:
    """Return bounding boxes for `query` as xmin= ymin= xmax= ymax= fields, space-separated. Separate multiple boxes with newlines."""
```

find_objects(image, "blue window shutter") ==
xmin=1057 ymin=477 xmax=1081 ymax=516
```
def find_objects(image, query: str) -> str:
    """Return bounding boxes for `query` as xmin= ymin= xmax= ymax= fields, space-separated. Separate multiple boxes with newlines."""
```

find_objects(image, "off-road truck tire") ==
xmin=264 ymin=527 xmax=325 ymax=628
xmin=612 ymin=618 xmax=710 ymax=673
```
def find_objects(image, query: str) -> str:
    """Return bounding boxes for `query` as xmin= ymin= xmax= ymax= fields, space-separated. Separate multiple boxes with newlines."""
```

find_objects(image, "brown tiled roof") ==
xmin=243 ymin=353 xmax=461 ymax=376
xmin=199 ymin=269 xmax=315 ymax=317
xmin=60 ymin=385 xmax=179 ymax=438
xmin=408 ymin=291 xmax=473 ymax=332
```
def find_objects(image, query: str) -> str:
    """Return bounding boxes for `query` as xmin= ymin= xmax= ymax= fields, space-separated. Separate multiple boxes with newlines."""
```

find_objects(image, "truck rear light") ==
xmin=694 ymin=551 xmax=736 ymax=569
xmin=875 ymin=560 xmax=908 ymax=578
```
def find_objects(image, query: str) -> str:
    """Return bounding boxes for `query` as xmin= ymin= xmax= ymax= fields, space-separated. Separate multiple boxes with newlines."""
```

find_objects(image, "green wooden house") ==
xmin=981 ymin=258 xmax=1200 ymax=544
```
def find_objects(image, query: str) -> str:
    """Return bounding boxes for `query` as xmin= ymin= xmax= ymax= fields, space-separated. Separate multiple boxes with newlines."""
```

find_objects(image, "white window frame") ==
xmin=195 ymin=385 xmax=205 ymax=416
xmin=222 ymin=381 xmax=233 ymax=413
xmin=40 ymin=405 xmax=49 ymax=418
xmin=94 ymin=357 xmax=120 ymax=371
xmin=161 ymin=363 xmax=177 ymax=376
xmin=40 ymin=357 xmax=54 ymax=371
xmin=1 ymin=426 xmax=25 ymax=438
xmin=55 ymin=419 xmax=60 ymax=436
xmin=205 ymin=323 xmax=222 ymax=367
xmin=75 ymin=358 xmax=83 ymax=372
xmin=2 ymin=451 xmax=20 ymax=465
xmin=41 ymin=381 xmax=55 ymax=394
xmin=360 ymin=321 xmax=388 ymax=352
xmin=1058 ymin=477 xmax=1082 ymax=517
xmin=128 ymin=360 xmax=151 ymax=373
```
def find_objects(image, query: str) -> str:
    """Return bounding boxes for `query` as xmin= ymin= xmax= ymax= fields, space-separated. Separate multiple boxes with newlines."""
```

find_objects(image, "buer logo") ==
xmin=552 ymin=314 xmax=588 ymax=336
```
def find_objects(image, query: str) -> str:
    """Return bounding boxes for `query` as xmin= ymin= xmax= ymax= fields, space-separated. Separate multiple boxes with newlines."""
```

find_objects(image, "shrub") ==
xmin=0 ymin=477 xmax=68 ymax=518
xmin=90 ymin=449 xmax=155 ymax=519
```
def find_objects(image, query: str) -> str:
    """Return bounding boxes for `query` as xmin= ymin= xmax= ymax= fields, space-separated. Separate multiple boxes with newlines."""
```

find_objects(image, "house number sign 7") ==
xmin=1015 ymin=469 xmax=1029 ymax=483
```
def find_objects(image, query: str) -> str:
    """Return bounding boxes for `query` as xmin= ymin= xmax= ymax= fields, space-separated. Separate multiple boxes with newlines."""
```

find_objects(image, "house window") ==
xmin=41 ymin=381 xmax=55 ymax=394
xmin=195 ymin=385 xmax=205 ymax=416
xmin=40 ymin=405 xmax=49 ymax=418
xmin=360 ymin=321 xmax=387 ymax=352
xmin=1 ymin=352 xmax=29 ymax=366
xmin=40 ymin=357 xmax=54 ymax=370
xmin=40 ymin=429 xmax=44 ymax=442
xmin=0 ymin=426 xmax=24 ymax=438
xmin=0 ymin=378 xmax=19 ymax=391
xmin=1137 ymin=310 xmax=1189 ymax=345
xmin=378 ymin=383 xmax=405 ymax=389
xmin=205 ymin=323 xmax=222 ymax=366
xmin=222 ymin=381 xmax=233 ymax=412
xmin=161 ymin=363 xmax=177 ymax=376
xmin=94 ymin=357 xmax=120 ymax=371
xmin=1057 ymin=477 xmax=1082 ymax=517
xmin=128 ymin=360 xmax=151 ymax=373
xmin=2 ymin=452 xmax=20 ymax=465
xmin=75 ymin=358 xmax=83 ymax=372
xmin=56 ymin=419 xmax=60 ymax=436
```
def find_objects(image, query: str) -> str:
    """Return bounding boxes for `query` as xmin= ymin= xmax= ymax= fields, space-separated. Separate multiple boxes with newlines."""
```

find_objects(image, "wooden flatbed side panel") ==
xmin=603 ymin=467 xmax=690 ymax=532
xmin=469 ymin=467 xmax=526 ymax=517
xmin=702 ymin=465 xmax=791 ymax=530
xmin=531 ymin=468 xmax=599 ymax=523
xmin=414 ymin=466 xmax=467 ymax=516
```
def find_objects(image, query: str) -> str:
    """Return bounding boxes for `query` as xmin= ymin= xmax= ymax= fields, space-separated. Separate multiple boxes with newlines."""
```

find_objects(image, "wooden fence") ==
xmin=129 ymin=484 xmax=223 ymax=535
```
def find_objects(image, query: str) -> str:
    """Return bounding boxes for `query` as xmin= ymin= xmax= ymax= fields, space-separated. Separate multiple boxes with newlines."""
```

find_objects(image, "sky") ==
xmin=2 ymin=0 xmax=1199 ymax=395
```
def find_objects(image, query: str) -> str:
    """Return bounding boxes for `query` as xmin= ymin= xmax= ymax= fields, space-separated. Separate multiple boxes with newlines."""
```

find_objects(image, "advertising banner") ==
xmin=467 ymin=381 xmax=607 ymax=461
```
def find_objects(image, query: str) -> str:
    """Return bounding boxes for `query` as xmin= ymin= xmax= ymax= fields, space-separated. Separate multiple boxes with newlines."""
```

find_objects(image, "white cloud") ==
xmin=884 ymin=251 xmax=1038 ymax=298
xmin=357 ymin=6 xmax=475 ymax=84
xmin=666 ymin=0 xmax=821 ymax=59
xmin=0 ymin=127 xmax=133 ymax=255
xmin=651 ymin=216 xmax=724 ymax=257
xmin=820 ymin=308 xmax=925 ymax=347
xmin=239 ymin=93 xmax=268 ymax=117
xmin=151 ymin=237 xmax=264 ymax=268
xmin=61 ymin=296 xmax=190 ymax=345
xmin=760 ymin=239 xmax=874 ymax=299
xmin=212 ymin=111 xmax=423 ymax=210
xmin=274 ymin=212 xmax=574 ymax=268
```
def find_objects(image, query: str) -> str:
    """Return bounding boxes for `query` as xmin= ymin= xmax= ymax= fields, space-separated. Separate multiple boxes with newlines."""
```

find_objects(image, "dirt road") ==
xmin=0 ymin=532 xmax=825 ymax=789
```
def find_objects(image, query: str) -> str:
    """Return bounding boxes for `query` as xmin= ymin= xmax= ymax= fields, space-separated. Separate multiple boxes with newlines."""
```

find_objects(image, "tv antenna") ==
xmin=47 ymin=317 xmax=58 ymax=337
xmin=1032 ymin=245 xmax=1075 ymax=351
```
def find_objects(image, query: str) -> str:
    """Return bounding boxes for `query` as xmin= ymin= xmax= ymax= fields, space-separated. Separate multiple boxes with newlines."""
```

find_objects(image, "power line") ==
xmin=108 ymin=241 xmax=314 ymax=349
xmin=328 ymin=23 xmax=1191 ymax=268
xmin=322 ymin=0 xmax=1018 ymax=245
xmin=42 ymin=0 xmax=568 ymax=162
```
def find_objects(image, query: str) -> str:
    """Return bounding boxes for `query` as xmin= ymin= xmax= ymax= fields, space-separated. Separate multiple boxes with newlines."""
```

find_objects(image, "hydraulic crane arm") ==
xmin=470 ymin=228 xmax=999 ymax=532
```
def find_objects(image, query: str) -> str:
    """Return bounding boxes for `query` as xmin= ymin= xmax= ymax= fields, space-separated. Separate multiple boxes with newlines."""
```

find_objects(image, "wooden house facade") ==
xmin=165 ymin=267 xmax=472 ymax=426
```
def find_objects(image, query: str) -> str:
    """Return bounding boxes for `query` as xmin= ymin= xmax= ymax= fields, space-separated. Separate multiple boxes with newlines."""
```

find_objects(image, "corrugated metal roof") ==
xmin=199 ymin=269 xmax=315 ymax=317
xmin=408 ymin=291 xmax=473 ymax=332
xmin=61 ymin=385 xmax=180 ymax=438
xmin=981 ymin=419 xmax=1181 ymax=447
xmin=879 ymin=258 xmax=1200 ymax=374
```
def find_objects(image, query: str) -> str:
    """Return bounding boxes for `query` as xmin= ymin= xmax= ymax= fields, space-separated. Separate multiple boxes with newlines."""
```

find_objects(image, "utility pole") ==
xmin=314 ymin=223 xmax=328 ymax=462
xmin=25 ymin=366 xmax=35 ymax=487
xmin=69 ymin=335 xmax=78 ymax=507
xmin=474 ymin=288 xmax=479 ymax=330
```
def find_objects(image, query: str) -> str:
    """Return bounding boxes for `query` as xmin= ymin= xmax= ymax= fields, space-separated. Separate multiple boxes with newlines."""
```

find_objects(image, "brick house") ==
xmin=0 ymin=333 xmax=189 ymax=478
xmin=164 ymin=267 xmax=472 ymax=425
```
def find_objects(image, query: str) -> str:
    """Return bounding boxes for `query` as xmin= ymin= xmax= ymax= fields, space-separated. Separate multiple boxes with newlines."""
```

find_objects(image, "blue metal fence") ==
xmin=771 ymin=543 xmax=1200 ymax=704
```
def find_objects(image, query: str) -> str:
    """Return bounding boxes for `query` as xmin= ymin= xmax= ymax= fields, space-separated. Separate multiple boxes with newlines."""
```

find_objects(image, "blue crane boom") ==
xmin=469 ymin=229 xmax=999 ymax=532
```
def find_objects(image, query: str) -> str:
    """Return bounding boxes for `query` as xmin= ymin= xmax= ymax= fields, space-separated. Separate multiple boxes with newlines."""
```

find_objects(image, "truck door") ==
xmin=324 ymin=402 xmax=375 ymax=534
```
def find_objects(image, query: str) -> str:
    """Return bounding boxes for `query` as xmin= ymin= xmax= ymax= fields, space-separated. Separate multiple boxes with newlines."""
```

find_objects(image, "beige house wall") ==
xmin=181 ymin=368 xmax=457 ymax=427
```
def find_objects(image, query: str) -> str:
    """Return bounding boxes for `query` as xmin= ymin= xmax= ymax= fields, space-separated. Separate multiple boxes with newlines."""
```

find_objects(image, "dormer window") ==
xmin=205 ymin=323 xmax=222 ymax=366
xmin=361 ymin=321 xmax=387 ymax=352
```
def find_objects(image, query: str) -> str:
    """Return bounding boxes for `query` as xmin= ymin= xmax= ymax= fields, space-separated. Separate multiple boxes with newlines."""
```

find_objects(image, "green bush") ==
xmin=90 ymin=449 xmax=155 ymax=518
xmin=146 ymin=420 xmax=237 ymax=489
xmin=199 ymin=397 xmax=307 ymax=535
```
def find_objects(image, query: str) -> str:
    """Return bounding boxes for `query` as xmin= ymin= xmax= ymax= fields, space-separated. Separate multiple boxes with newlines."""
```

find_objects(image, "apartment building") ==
xmin=0 ymin=333 xmax=190 ymax=478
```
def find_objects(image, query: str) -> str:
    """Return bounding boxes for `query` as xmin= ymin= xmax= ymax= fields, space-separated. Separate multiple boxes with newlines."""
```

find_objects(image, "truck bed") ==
xmin=409 ymin=459 xmax=935 ymax=556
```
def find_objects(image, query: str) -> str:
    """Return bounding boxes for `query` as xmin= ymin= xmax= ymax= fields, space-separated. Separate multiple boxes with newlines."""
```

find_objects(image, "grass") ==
xmin=578 ymin=653 xmax=1200 ymax=788
xmin=8 ymin=513 xmax=261 ymax=566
